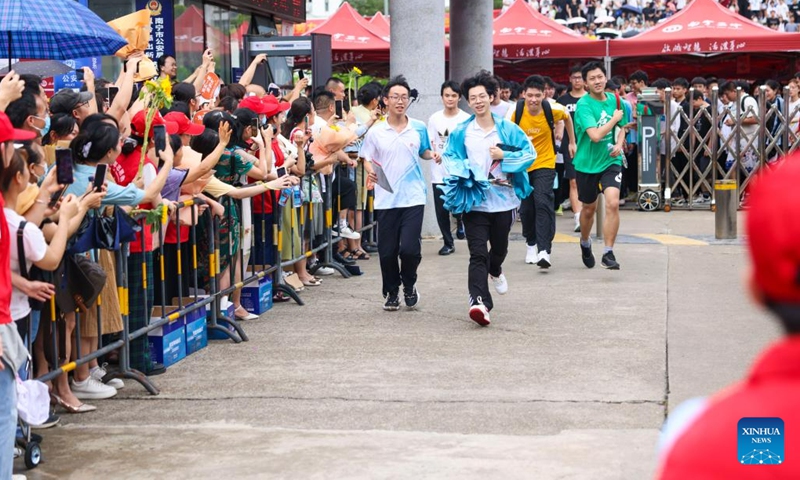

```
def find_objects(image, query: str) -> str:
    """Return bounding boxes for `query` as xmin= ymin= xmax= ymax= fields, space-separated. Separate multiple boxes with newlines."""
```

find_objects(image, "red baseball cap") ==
xmin=131 ymin=110 xmax=179 ymax=137
xmin=746 ymin=154 xmax=800 ymax=304
xmin=164 ymin=112 xmax=205 ymax=136
xmin=0 ymin=112 xmax=35 ymax=143
xmin=238 ymin=96 xmax=270 ymax=115
xmin=263 ymin=95 xmax=291 ymax=117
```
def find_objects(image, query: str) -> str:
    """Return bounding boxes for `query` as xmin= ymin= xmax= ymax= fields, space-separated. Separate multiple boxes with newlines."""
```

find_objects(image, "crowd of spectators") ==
xmin=511 ymin=0 xmax=800 ymax=37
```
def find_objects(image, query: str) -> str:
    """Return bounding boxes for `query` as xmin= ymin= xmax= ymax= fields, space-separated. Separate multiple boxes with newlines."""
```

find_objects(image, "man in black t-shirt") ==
xmin=556 ymin=64 xmax=588 ymax=232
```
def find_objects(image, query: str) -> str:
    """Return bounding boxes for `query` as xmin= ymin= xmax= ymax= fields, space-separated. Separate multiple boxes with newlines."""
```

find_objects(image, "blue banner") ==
xmin=54 ymin=57 xmax=103 ymax=92
xmin=136 ymin=0 xmax=175 ymax=60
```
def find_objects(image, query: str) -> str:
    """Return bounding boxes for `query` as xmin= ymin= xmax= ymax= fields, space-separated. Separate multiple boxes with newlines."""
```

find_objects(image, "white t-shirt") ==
xmin=463 ymin=120 xmax=520 ymax=213
xmin=491 ymin=101 xmax=513 ymax=118
xmin=360 ymin=116 xmax=432 ymax=210
xmin=427 ymin=109 xmax=471 ymax=184
xmin=6 ymin=208 xmax=47 ymax=321
xmin=788 ymin=98 xmax=800 ymax=130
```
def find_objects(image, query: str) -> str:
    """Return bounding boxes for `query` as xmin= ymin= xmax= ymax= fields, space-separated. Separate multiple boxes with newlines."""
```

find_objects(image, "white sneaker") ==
xmin=561 ymin=199 xmax=572 ymax=210
xmin=337 ymin=224 xmax=361 ymax=240
xmin=90 ymin=364 xmax=124 ymax=390
xmin=469 ymin=303 xmax=491 ymax=326
xmin=71 ymin=376 xmax=118 ymax=400
xmin=490 ymin=273 xmax=508 ymax=295
xmin=537 ymin=250 xmax=552 ymax=269
xmin=693 ymin=194 xmax=710 ymax=204
xmin=574 ymin=213 xmax=581 ymax=233
xmin=525 ymin=244 xmax=538 ymax=264
xmin=315 ymin=266 xmax=335 ymax=276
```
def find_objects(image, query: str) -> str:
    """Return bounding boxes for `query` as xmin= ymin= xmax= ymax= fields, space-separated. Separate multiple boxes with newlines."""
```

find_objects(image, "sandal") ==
xmin=302 ymin=278 xmax=322 ymax=287
xmin=273 ymin=292 xmax=292 ymax=302
xmin=340 ymin=250 xmax=355 ymax=261
xmin=51 ymin=393 xmax=96 ymax=414
xmin=351 ymin=248 xmax=370 ymax=260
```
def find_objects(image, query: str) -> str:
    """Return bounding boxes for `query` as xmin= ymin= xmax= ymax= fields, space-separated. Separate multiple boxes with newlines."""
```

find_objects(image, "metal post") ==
xmin=664 ymin=87 xmax=673 ymax=207
xmin=714 ymin=180 xmax=738 ymax=239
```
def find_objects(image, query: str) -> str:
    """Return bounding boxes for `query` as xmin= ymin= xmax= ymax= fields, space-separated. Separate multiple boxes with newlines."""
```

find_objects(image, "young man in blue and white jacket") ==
xmin=440 ymin=71 xmax=536 ymax=327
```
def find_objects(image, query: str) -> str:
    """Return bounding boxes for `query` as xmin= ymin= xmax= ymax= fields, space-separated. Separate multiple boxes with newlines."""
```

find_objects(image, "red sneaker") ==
xmin=469 ymin=304 xmax=491 ymax=327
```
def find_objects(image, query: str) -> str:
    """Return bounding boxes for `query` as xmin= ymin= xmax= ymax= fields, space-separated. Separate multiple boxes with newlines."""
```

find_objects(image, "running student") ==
xmin=512 ymin=74 xmax=576 ymax=268
xmin=361 ymin=76 xmax=439 ymax=311
xmin=428 ymin=81 xmax=470 ymax=256
xmin=441 ymin=71 xmax=535 ymax=327
xmin=573 ymin=61 xmax=629 ymax=270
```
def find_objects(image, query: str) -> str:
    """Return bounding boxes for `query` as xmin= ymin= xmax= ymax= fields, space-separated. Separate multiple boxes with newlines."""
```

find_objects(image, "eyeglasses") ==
xmin=76 ymin=101 xmax=90 ymax=109
xmin=388 ymin=95 xmax=409 ymax=102
xmin=468 ymin=93 xmax=490 ymax=102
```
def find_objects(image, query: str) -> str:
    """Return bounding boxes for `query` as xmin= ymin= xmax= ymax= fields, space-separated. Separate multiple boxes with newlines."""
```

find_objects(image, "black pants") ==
xmin=432 ymin=183 xmax=461 ymax=248
xmin=375 ymin=205 xmax=424 ymax=296
xmin=520 ymin=169 xmax=556 ymax=253
xmin=623 ymin=144 xmax=638 ymax=197
xmin=332 ymin=171 xmax=357 ymax=221
xmin=462 ymin=209 xmax=514 ymax=311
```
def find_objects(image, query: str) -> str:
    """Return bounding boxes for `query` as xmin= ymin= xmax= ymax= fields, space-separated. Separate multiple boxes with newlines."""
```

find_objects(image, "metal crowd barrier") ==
xmin=662 ymin=85 xmax=800 ymax=210
xmin=33 ymin=160 xmax=378 ymax=396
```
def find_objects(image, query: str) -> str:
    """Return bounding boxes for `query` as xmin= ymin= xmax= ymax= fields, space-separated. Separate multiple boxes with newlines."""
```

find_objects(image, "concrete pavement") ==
xmin=19 ymin=209 xmax=779 ymax=479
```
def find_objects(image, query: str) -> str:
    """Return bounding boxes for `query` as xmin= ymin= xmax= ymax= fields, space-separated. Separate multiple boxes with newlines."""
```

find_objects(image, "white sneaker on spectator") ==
xmin=490 ymin=273 xmax=508 ymax=295
xmin=315 ymin=266 xmax=335 ymax=276
xmin=71 ymin=376 xmax=118 ymax=400
xmin=90 ymin=364 xmax=124 ymax=390
xmin=525 ymin=244 xmax=538 ymax=264
xmin=561 ymin=199 xmax=572 ymax=210
xmin=339 ymin=226 xmax=361 ymax=240
xmin=693 ymin=194 xmax=710 ymax=204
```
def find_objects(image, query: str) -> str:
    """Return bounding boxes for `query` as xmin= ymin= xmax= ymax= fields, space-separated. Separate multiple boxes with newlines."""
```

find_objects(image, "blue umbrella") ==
xmin=0 ymin=0 xmax=128 ymax=61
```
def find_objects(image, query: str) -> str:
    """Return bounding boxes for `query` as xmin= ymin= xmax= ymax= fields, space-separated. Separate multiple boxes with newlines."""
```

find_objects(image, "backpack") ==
xmin=513 ymin=98 xmax=556 ymax=150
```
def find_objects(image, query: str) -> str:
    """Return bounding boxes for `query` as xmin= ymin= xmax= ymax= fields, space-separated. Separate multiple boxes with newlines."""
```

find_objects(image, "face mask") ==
xmin=32 ymin=115 xmax=50 ymax=137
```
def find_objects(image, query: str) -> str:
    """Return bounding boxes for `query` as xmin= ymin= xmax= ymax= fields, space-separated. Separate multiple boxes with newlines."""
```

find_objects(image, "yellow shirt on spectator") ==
xmin=514 ymin=104 xmax=568 ymax=171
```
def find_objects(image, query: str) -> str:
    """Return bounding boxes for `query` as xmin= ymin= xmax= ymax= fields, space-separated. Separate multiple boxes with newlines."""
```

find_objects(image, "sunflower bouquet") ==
xmin=136 ymin=77 xmax=173 ymax=177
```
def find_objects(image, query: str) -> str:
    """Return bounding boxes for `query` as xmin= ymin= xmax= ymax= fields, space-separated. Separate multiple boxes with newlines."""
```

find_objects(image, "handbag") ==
xmin=16 ymin=374 xmax=49 ymax=426
xmin=54 ymin=254 xmax=107 ymax=313
xmin=16 ymin=221 xmax=49 ymax=311
xmin=68 ymin=206 xmax=141 ymax=254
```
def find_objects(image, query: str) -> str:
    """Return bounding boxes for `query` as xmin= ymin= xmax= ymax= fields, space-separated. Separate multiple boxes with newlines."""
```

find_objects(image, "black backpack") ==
xmin=513 ymin=98 xmax=556 ymax=150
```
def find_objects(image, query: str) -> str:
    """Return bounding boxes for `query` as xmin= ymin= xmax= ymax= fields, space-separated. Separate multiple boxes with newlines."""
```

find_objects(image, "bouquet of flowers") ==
xmin=136 ymin=77 xmax=173 ymax=177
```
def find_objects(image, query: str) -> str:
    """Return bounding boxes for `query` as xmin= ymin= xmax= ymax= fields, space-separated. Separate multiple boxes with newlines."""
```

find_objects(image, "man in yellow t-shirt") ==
xmin=512 ymin=75 xmax=576 ymax=268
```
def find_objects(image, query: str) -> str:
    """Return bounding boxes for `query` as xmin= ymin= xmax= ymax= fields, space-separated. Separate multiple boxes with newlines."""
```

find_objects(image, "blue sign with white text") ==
xmin=738 ymin=417 xmax=784 ymax=465
xmin=136 ymin=0 xmax=175 ymax=60
xmin=53 ymin=57 xmax=102 ymax=92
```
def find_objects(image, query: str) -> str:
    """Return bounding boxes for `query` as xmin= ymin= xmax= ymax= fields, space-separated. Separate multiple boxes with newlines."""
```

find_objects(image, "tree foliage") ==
xmin=349 ymin=0 xmax=385 ymax=16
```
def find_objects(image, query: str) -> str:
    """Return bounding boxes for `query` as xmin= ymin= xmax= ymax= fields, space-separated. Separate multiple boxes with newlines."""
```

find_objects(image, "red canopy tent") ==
xmin=493 ymin=0 xmax=607 ymax=60
xmin=608 ymin=0 xmax=800 ymax=57
xmin=369 ymin=11 xmax=391 ymax=41
xmin=305 ymin=2 xmax=390 ymax=64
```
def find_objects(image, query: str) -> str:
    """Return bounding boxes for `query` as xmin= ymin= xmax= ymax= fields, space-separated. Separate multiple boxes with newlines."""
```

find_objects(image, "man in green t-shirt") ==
xmin=573 ymin=61 xmax=629 ymax=270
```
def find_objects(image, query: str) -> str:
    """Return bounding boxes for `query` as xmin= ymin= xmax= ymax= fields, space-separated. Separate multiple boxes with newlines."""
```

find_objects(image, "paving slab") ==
xmin=17 ymin=210 xmax=772 ymax=479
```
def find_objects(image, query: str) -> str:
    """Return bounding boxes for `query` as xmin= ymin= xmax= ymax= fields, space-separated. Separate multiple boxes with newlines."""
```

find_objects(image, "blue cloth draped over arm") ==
xmin=438 ymin=114 xmax=535 ymax=214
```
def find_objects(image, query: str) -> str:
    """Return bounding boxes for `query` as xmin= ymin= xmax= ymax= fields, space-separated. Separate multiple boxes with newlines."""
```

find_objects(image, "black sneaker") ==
xmin=601 ymin=251 xmax=620 ymax=270
xmin=383 ymin=292 xmax=401 ymax=311
xmin=438 ymin=245 xmax=455 ymax=255
xmin=404 ymin=287 xmax=420 ymax=309
xmin=456 ymin=223 xmax=466 ymax=240
xmin=580 ymin=243 xmax=595 ymax=269
xmin=31 ymin=413 xmax=60 ymax=430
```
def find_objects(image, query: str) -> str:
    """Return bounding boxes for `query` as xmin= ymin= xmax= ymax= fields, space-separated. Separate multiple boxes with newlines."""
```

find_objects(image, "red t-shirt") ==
xmin=111 ymin=147 xmax=154 ymax=253
xmin=0 ymin=195 xmax=12 ymax=325
xmin=251 ymin=139 xmax=283 ymax=215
